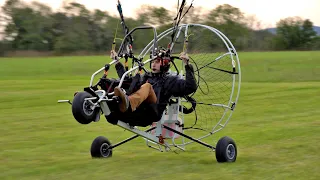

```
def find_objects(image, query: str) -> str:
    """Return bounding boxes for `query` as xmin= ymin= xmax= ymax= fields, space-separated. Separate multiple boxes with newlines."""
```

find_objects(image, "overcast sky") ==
xmin=0 ymin=0 xmax=319 ymax=27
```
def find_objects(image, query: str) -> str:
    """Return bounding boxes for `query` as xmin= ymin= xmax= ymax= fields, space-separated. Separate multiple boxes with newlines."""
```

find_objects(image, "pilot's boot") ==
xmin=114 ymin=87 xmax=130 ymax=112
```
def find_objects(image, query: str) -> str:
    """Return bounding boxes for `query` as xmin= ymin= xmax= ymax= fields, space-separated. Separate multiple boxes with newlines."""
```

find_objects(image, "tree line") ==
xmin=0 ymin=0 xmax=320 ymax=56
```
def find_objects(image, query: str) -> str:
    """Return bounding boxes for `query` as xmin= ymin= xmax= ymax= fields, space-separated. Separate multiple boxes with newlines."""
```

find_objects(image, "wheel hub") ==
xmin=226 ymin=144 xmax=235 ymax=160
xmin=83 ymin=100 xmax=94 ymax=116
xmin=100 ymin=143 xmax=111 ymax=157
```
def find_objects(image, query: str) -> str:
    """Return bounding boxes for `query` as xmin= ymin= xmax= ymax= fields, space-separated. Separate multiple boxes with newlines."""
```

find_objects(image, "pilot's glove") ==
xmin=179 ymin=52 xmax=189 ymax=65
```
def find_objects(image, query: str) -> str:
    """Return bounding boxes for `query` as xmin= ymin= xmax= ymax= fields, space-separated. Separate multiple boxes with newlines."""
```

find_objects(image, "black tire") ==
xmin=90 ymin=136 xmax=112 ymax=158
xmin=72 ymin=91 xmax=100 ymax=124
xmin=215 ymin=136 xmax=237 ymax=163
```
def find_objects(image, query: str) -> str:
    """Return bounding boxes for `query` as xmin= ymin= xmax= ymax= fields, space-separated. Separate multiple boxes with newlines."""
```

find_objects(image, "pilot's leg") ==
xmin=129 ymin=83 xmax=157 ymax=111
xmin=114 ymin=83 xmax=157 ymax=112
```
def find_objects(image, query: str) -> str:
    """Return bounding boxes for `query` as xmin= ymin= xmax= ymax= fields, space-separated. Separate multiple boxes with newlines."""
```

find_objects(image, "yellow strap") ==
xmin=183 ymin=33 xmax=193 ymax=52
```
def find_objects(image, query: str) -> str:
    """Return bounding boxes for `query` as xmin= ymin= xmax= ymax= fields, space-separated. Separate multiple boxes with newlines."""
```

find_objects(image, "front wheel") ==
xmin=91 ymin=136 xmax=113 ymax=158
xmin=215 ymin=136 xmax=237 ymax=163
xmin=72 ymin=91 xmax=100 ymax=124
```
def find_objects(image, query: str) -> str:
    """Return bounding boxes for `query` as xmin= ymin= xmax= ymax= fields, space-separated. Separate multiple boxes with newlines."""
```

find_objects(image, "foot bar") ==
xmin=162 ymin=125 xmax=215 ymax=150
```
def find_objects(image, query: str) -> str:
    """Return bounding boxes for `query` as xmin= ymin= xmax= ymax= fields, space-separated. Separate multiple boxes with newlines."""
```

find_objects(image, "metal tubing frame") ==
xmin=89 ymin=59 xmax=117 ymax=87
xmin=109 ymin=126 xmax=156 ymax=150
xmin=117 ymin=26 xmax=159 ymax=57
xmin=162 ymin=125 xmax=215 ymax=150
xmin=115 ymin=121 xmax=169 ymax=147
xmin=57 ymin=23 xmax=241 ymax=153
xmin=106 ymin=119 xmax=217 ymax=152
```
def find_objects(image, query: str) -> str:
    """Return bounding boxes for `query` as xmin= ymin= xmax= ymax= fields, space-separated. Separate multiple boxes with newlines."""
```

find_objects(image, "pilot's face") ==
xmin=151 ymin=58 xmax=161 ymax=73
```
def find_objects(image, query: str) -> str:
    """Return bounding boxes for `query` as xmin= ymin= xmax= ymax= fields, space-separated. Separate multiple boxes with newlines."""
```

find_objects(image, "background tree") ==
xmin=274 ymin=17 xmax=317 ymax=50
xmin=204 ymin=4 xmax=250 ymax=50
xmin=0 ymin=0 xmax=319 ymax=56
xmin=300 ymin=19 xmax=317 ymax=49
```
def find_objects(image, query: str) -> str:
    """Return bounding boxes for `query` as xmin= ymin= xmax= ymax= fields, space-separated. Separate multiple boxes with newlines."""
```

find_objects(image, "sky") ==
xmin=0 ymin=0 xmax=319 ymax=28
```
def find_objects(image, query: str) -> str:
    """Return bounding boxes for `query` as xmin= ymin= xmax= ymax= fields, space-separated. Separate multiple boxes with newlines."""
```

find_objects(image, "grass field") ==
xmin=0 ymin=51 xmax=319 ymax=180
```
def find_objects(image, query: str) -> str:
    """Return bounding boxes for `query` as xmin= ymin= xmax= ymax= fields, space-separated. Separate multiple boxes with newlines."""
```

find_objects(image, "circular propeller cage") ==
xmin=134 ymin=24 xmax=241 ymax=136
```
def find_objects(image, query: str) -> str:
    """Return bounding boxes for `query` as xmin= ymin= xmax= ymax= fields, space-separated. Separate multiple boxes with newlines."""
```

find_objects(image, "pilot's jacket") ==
xmin=115 ymin=62 xmax=197 ymax=120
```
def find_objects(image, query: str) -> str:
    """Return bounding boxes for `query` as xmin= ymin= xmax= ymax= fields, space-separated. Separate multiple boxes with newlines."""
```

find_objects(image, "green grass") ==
xmin=0 ymin=51 xmax=319 ymax=180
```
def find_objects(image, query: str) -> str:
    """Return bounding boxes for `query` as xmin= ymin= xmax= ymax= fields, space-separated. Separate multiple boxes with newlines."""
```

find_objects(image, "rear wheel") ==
xmin=215 ymin=136 xmax=237 ymax=163
xmin=72 ymin=91 xmax=100 ymax=124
